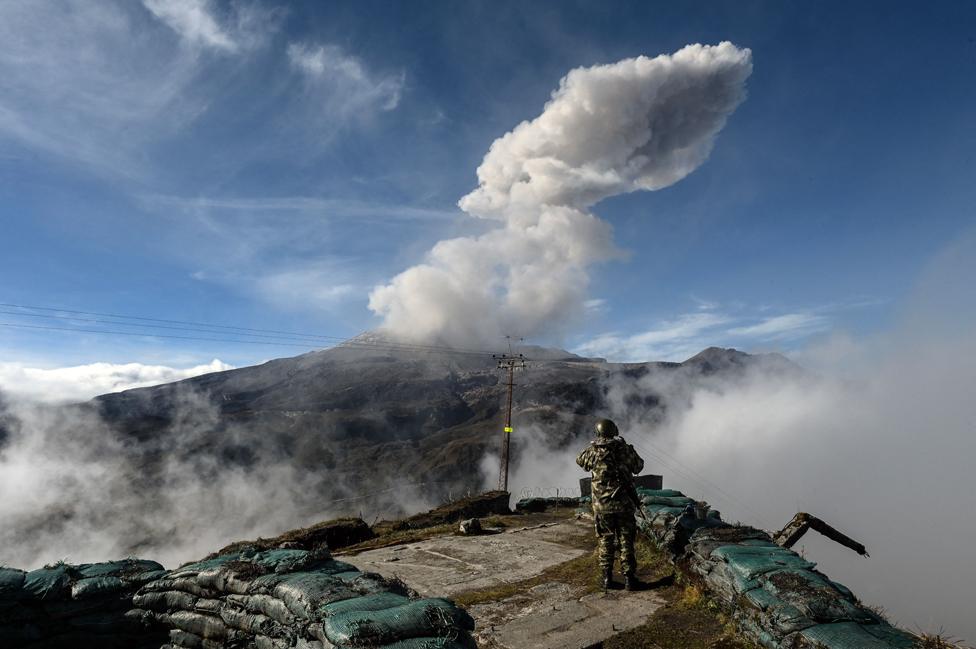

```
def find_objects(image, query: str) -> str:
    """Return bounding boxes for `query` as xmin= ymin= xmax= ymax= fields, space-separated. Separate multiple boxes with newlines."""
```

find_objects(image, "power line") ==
xmin=0 ymin=322 xmax=319 ymax=348
xmin=0 ymin=301 xmax=498 ymax=356
xmin=0 ymin=302 xmax=499 ymax=357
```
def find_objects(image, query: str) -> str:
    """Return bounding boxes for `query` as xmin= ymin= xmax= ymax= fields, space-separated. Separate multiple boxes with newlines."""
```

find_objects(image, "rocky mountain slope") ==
xmin=91 ymin=338 xmax=797 ymax=511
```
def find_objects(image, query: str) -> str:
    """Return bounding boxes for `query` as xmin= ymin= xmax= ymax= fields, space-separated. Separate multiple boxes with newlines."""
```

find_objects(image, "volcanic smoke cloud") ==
xmin=370 ymin=42 xmax=753 ymax=346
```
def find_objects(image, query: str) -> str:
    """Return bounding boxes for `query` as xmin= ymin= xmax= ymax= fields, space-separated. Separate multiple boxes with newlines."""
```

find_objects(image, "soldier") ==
xmin=576 ymin=418 xmax=645 ymax=590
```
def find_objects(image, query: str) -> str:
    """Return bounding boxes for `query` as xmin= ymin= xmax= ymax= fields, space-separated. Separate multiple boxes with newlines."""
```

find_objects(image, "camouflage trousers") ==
xmin=594 ymin=511 xmax=637 ymax=575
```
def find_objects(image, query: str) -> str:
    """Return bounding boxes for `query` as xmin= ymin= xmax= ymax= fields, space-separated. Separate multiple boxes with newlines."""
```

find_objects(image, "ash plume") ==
xmin=370 ymin=42 xmax=753 ymax=347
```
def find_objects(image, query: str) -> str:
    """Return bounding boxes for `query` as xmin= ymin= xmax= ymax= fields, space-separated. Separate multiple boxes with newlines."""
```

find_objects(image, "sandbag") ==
xmin=760 ymin=570 xmax=874 ymax=625
xmin=133 ymin=590 xmax=198 ymax=612
xmin=713 ymin=545 xmax=817 ymax=583
xmin=377 ymin=637 xmax=477 ymax=649
xmin=0 ymin=568 xmax=27 ymax=600
xmin=143 ymin=577 xmax=220 ymax=598
xmin=227 ymin=593 xmax=296 ymax=625
xmin=196 ymin=567 xmax=256 ymax=596
xmin=219 ymin=606 xmax=279 ymax=635
xmin=23 ymin=566 xmax=73 ymax=601
xmin=641 ymin=495 xmax=695 ymax=507
xmin=165 ymin=610 xmax=229 ymax=640
xmin=170 ymin=629 xmax=203 ymax=648
xmin=272 ymin=573 xmax=360 ymax=619
xmin=72 ymin=576 xmax=125 ymax=599
xmin=323 ymin=598 xmax=475 ymax=646
xmin=796 ymin=621 xmax=910 ymax=649
xmin=78 ymin=559 xmax=164 ymax=579
xmin=321 ymin=592 xmax=412 ymax=617
xmin=255 ymin=634 xmax=290 ymax=649
xmin=635 ymin=488 xmax=684 ymax=498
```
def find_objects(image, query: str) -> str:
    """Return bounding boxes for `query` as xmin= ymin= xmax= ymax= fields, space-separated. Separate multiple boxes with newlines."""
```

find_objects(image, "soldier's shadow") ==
xmin=634 ymin=572 xmax=675 ymax=591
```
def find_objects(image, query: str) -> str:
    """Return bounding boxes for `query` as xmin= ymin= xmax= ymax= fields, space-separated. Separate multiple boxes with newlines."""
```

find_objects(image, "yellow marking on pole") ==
xmin=504 ymin=426 xmax=513 ymax=433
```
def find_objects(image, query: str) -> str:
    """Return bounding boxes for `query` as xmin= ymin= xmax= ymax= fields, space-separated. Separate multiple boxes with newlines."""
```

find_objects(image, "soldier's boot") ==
xmin=602 ymin=566 xmax=617 ymax=590
xmin=624 ymin=571 xmax=641 ymax=591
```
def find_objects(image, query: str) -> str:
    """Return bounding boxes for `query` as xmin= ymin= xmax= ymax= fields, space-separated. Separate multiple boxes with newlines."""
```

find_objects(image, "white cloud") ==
xmin=0 ymin=1 xmax=210 ymax=175
xmin=726 ymin=312 xmax=829 ymax=339
xmin=254 ymin=266 xmax=360 ymax=313
xmin=142 ymin=0 xmax=236 ymax=51
xmin=287 ymin=42 xmax=405 ymax=115
xmin=575 ymin=307 xmax=839 ymax=362
xmin=576 ymin=311 xmax=733 ymax=362
xmin=370 ymin=43 xmax=752 ymax=347
xmin=0 ymin=359 xmax=233 ymax=404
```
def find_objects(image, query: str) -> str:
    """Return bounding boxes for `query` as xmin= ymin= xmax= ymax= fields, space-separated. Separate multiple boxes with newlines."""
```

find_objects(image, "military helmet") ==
xmin=595 ymin=418 xmax=619 ymax=438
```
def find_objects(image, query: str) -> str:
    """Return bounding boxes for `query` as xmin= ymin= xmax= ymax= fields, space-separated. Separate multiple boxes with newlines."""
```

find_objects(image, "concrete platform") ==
xmin=341 ymin=521 xmax=587 ymax=597
xmin=341 ymin=517 xmax=664 ymax=649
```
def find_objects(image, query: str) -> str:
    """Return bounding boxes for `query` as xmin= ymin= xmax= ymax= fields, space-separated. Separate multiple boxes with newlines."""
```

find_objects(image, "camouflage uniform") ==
xmin=576 ymin=433 xmax=644 ymax=579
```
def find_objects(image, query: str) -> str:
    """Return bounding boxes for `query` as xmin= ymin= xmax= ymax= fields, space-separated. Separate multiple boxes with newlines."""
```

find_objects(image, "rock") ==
xmin=459 ymin=519 xmax=482 ymax=535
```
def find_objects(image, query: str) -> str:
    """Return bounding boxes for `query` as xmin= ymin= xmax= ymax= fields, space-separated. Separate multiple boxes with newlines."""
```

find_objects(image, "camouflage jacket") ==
xmin=576 ymin=437 xmax=645 ymax=514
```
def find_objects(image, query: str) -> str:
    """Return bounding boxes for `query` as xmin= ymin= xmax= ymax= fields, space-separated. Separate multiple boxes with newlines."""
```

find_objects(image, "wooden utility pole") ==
xmin=494 ymin=338 xmax=525 ymax=493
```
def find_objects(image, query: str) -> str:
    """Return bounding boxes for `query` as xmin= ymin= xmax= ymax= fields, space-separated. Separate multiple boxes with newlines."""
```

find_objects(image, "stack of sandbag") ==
xmin=130 ymin=545 xmax=477 ymax=649
xmin=514 ymin=497 xmax=580 ymax=513
xmin=639 ymin=486 xmax=918 ymax=649
xmin=0 ymin=558 xmax=169 ymax=648
xmin=635 ymin=487 xmax=723 ymax=553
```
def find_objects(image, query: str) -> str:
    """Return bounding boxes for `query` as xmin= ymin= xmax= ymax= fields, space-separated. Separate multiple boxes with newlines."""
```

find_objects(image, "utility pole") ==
xmin=494 ymin=337 xmax=525 ymax=493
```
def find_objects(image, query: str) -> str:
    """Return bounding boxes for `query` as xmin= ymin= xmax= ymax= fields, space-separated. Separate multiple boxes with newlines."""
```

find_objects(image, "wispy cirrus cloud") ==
xmin=287 ymin=41 xmax=406 ymax=117
xmin=143 ymin=0 xmax=237 ymax=51
xmin=727 ymin=312 xmax=829 ymax=339
xmin=575 ymin=302 xmax=845 ymax=362
xmin=576 ymin=311 xmax=734 ymax=361
xmin=0 ymin=1 xmax=209 ymax=176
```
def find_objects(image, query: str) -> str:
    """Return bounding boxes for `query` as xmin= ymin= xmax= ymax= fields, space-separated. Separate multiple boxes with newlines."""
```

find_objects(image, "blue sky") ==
xmin=1 ymin=0 xmax=974 ymax=377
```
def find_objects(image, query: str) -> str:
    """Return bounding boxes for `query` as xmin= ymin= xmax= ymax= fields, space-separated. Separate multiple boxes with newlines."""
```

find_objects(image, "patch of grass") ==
xmin=454 ymin=547 xmax=602 ymax=608
xmin=914 ymin=632 xmax=973 ymax=649
xmin=600 ymin=537 xmax=760 ymax=649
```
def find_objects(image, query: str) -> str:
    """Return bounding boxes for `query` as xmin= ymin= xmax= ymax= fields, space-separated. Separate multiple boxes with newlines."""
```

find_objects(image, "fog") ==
xmin=0 ymin=386 xmax=436 ymax=570
xmin=496 ymin=231 xmax=976 ymax=642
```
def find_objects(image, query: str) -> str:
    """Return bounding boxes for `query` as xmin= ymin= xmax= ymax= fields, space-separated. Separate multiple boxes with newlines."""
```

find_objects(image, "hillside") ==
xmin=90 ymin=339 xmax=797 ymax=510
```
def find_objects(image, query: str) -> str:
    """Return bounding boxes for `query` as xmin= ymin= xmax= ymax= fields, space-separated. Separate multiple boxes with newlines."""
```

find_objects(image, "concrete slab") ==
xmin=340 ymin=522 xmax=587 ymax=597
xmin=341 ymin=518 xmax=665 ymax=649
xmin=477 ymin=586 xmax=664 ymax=649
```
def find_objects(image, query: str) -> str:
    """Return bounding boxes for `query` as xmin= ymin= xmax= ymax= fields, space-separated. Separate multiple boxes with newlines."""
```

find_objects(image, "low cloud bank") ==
xmin=0 ymin=386 xmax=435 ymax=570
xmin=0 ymin=359 xmax=233 ymax=404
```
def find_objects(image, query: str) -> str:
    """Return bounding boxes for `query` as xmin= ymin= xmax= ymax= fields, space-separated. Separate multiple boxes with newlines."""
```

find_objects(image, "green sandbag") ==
xmin=78 ymin=559 xmax=164 ymax=579
xmin=272 ymin=572 xmax=360 ymax=619
xmin=713 ymin=545 xmax=816 ymax=582
xmin=321 ymin=592 xmax=412 ymax=617
xmin=641 ymin=495 xmax=695 ymax=507
xmin=0 ymin=568 xmax=27 ymax=600
xmin=323 ymin=597 xmax=475 ymax=646
xmin=862 ymin=623 xmax=919 ymax=648
xmin=741 ymin=587 xmax=815 ymax=635
xmin=133 ymin=590 xmax=198 ymax=612
xmin=798 ymin=621 xmax=910 ymax=649
xmin=635 ymin=488 xmax=685 ymax=498
xmin=23 ymin=565 xmax=73 ymax=600
xmin=72 ymin=576 xmax=124 ymax=599
xmin=377 ymin=636 xmax=477 ymax=649
xmin=761 ymin=570 xmax=874 ymax=624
